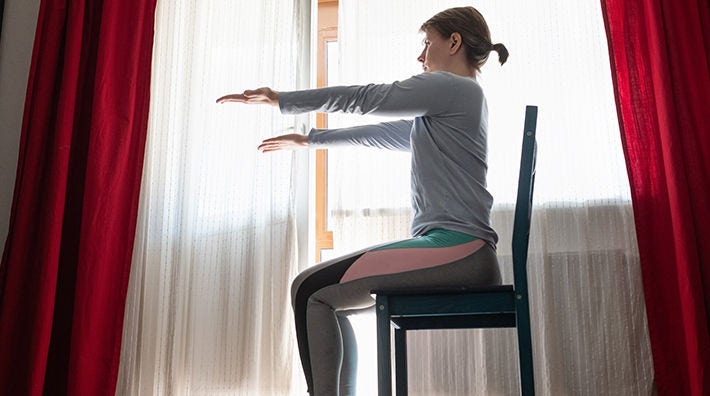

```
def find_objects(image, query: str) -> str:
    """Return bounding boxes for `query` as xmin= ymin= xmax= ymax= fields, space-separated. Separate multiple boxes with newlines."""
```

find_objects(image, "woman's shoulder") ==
xmin=412 ymin=71 xmax=483 ymax=96
xmin=416 ymin=71 xmax=479 ymax=83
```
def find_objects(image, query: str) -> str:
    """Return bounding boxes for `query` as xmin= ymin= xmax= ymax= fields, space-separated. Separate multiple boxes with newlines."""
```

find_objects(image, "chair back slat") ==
xmin=512 ymin=106 xmax=538 ymax=294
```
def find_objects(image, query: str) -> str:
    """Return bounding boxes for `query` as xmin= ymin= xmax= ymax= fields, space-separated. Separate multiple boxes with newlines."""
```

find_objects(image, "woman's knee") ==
xmin=291 ymin=271 xmax=310 ymax=310
xmin=290 ymin=251 xmax=369 ymax=309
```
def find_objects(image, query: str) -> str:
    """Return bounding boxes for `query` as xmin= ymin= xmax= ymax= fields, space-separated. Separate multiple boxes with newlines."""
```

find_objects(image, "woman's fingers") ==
xmin=257 ymin=139 xmax=279 ymax=151
xmin=258 ymin=141 xmax=292 ymax=153
xmin=257 ymin=139 xmax=291 ymax=152
xmin=216 ymin=87 xmax=279 ymax=106
xmin=257 ymin=134 xmax=308 ymax=152
xmin=215 ymin=92 xmax=257 ymax=103
xmin=215 ymin=93 xmax=246 ymax=103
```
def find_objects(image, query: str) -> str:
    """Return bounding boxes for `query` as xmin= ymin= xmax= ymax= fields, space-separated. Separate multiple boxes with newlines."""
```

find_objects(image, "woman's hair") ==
xmin=420 ymin=6 xmax=509 ymax=73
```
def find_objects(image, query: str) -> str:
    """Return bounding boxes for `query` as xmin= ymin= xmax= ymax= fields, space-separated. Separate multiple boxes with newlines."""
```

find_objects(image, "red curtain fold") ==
xmin=600 ymin=0 xmax=710 ymax=394
xmin=0 ymin=0 xmax=157 ymax=394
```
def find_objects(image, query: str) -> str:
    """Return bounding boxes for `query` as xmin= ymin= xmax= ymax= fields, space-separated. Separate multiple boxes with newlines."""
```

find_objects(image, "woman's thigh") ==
xmin=290 ymin=240 xmax=399 ymax=309
xmin=309 ymin=244 xmax=501 ymax=312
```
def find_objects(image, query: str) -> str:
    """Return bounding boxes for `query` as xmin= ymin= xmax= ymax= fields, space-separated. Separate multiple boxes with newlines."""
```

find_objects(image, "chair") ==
xmin=372 ymin=105 xmax=538 ymax=396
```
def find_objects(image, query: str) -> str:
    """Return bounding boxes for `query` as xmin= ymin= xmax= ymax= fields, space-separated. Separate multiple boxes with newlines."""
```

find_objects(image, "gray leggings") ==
xmin=290 ymin=243 xmax=501 ymax=396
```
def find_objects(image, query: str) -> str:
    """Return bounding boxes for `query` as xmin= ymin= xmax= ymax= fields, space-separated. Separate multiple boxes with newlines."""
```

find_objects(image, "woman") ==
xmin=217 ymin=6 xmax=508 ymax=396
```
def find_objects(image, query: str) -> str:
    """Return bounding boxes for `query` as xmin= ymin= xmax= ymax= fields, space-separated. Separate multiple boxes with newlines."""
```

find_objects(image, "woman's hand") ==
xmin=258 ymin=134 xmax=309 ymax=153
xmin=216 ymin=87 xmax=279 ymax=106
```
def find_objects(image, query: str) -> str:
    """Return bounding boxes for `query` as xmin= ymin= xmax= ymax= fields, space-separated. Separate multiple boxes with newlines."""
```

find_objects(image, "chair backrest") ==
xmin=512 ymin=106 xmax=538 ymax=293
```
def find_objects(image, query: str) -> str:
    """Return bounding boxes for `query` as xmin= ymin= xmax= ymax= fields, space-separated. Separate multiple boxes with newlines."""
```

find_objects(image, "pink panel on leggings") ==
xmin=339 ymin=239 xmax=486 ymax=283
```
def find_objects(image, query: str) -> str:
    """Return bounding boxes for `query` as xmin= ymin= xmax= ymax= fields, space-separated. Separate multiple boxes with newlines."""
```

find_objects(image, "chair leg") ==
xmin=376 ymin=296 xmax=392 ymax=396
xmin=516 ymin=304 xmax=535 ymax=396
xmin=394 ymin=328 xmax=407 ymax=396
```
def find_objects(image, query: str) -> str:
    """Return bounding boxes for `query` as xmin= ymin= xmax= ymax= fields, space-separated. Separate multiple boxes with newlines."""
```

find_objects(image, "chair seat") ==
xmin=373 ymin=284 xmax=516 ymax=319
xmin=372 ymin=284 xmax=513 ymax=295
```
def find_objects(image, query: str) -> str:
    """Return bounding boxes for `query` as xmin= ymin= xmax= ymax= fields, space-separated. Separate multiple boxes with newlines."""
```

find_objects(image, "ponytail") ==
xmin=492 ymin=43 xmax=509 ymax=65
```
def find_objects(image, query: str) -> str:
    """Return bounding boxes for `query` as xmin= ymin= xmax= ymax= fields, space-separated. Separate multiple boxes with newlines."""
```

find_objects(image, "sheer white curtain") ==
xmin=116 ymin=0 xmax=312 ymax=395
xmin=326 ymin=1 xmax=655 ymax=395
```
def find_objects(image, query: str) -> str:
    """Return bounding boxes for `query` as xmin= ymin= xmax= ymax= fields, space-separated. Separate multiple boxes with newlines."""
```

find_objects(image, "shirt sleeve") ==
xmin=307 ymin=119 xmax=412 ymax=151
xmin=278 ymin=72 xmax=456 ymax=118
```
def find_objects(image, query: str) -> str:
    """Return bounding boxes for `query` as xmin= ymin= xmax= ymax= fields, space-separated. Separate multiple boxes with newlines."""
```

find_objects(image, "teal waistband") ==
xmin=373 ymin=228 xmax=478 ymax=251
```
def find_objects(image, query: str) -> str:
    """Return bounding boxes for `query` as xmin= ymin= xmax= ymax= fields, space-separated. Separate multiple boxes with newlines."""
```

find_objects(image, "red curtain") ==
xmin=600 ymin=0 xmax=710 ymax=394
xmin=0 ymin=0 xmax=157 ymax=394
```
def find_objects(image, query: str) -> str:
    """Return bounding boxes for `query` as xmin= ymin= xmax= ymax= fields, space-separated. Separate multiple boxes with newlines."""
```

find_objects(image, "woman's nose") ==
xmin=417 ymin=50 xmax=425 ymax=63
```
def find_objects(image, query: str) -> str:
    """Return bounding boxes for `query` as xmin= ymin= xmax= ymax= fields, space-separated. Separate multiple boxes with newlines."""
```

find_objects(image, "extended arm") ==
xmin=216 ymin=72 xmax=461 ymax=118
xmin=278 ymin=72 xmax=457 ymax=118
xmin=308 ymin=119 xmax=412 ymax=151
xmin=257 ymin=120 xmax=412 ymax=153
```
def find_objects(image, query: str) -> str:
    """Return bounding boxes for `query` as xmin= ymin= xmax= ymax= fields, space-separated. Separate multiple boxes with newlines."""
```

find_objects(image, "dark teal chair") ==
xmin=372 ymin=105 xmax=538 ymax=396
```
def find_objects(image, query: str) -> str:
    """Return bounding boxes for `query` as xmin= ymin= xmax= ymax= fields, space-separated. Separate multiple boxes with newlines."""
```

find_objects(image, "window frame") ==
xmin=314 ymin=0 xmax=338 ymax=262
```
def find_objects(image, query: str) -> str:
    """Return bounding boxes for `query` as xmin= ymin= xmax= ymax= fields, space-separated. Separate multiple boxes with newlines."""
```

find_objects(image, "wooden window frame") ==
xmin=314 ymin=0 xmax=338 ymax=262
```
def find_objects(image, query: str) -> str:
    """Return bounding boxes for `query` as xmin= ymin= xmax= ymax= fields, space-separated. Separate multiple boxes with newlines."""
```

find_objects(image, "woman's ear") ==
xmin=449 ymin=32 xmax=462 ymax=52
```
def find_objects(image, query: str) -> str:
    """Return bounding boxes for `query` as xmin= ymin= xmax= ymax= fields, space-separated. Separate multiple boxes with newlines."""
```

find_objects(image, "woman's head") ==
xmin=418 ymin=6 xmax=508 ymax=76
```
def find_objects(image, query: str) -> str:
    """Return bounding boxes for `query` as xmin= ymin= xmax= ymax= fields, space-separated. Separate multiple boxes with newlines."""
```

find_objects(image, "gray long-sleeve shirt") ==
xmin=278 ymin=71 xmax=498 ymax=246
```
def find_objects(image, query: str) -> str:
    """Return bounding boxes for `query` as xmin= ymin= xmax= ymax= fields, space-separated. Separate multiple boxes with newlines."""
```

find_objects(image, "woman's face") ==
xmin=417 ymin=29 xmax=450 ymax=72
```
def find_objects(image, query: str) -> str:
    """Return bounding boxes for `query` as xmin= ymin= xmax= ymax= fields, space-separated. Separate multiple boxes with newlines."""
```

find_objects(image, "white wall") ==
xmin=0 ymin=0 xmax=40 ymax=252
